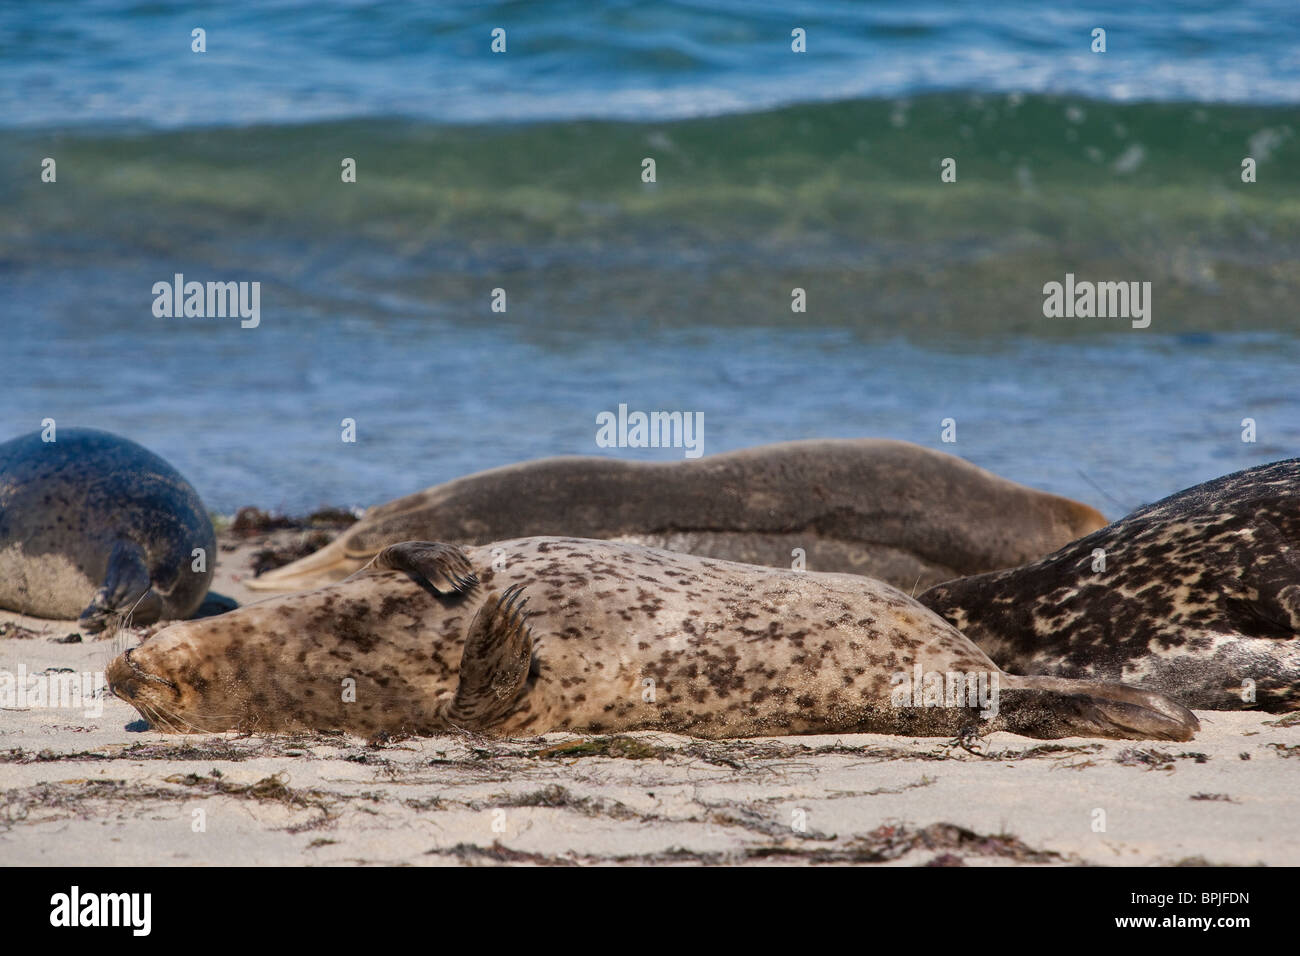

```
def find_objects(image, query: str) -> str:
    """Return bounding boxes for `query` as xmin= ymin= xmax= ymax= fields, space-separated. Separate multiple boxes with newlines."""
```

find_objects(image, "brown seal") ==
xmin=248 ymin=439 xmax=1106 ymax=594
xmin=110 ymin=536 xmax=1196 ymax=740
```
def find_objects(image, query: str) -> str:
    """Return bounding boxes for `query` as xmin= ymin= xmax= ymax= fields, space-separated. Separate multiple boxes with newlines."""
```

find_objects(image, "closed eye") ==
xmin=125 ymin=647 xmax=180 ymax=692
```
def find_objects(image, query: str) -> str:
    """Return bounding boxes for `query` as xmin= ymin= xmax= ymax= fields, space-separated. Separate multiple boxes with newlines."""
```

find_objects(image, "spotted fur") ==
xmin=109 ymin=538 xmax=1198 ymax=740
xmin=920 ymin=459 xmax=1300 ymax=711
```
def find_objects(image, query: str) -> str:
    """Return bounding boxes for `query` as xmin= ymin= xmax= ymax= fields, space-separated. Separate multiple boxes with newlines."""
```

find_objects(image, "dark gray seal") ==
xmin=249 ymin=439 xmax=1106 ymax=594
xmin=0 ymin=427 xmax=216 ymax=631
xmin=109 ymin=536 xmax=1197 ymax=741
xmin=920 ymin=459 xmax=1300 ymax=711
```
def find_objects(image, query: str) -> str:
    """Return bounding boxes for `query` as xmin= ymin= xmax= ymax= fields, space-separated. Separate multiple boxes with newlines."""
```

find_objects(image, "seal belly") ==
xmin=478 ymin=543 xmax=995 ymax=738
xmin=0 ymin=541 xmax=103 ymax=618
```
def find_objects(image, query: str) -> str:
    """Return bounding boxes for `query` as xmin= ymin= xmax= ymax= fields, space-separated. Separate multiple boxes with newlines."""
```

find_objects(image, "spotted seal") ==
xmin=109 ymin=536 xmax=1196 ymax=740
xmin=248 ymin=439 xmax=1106 ymax=594
xmin=0 ymin=427 xmax=216 ymax=631
xmin=920 ymin=459 xmax=1300 ymax=711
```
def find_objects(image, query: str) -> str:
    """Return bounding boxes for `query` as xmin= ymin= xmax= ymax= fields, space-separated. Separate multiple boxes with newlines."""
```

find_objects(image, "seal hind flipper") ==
xmin=443 ymin=584 xmax=534 ymax=731
xmin=360 ymin=541 xmax=478 ymax=599
xmin=247 ymin=535 xmax=370 ymax=591
xmin=78 ymin=539 xmax=164 ymax=632
xmin=996 ymin=674 xmax=1199 ymax=741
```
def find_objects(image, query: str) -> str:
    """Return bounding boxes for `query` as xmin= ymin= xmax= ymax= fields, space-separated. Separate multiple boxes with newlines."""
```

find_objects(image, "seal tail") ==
xmin=995 ymin=674 xmax=1199 ymax=741
xmin=245 ymin=537 xmax=371 ymax=591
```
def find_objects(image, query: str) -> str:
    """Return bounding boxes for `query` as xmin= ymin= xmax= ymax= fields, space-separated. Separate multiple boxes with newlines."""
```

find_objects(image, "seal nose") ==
xmin=106 ymin=652 xmax=138 ymax=700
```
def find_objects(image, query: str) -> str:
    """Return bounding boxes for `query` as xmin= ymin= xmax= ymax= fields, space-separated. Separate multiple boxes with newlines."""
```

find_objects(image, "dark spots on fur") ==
xmin=177 ymin=665 xmax=207 ymax=693
xmin=379 ymin=594 xmax=420 ymax=618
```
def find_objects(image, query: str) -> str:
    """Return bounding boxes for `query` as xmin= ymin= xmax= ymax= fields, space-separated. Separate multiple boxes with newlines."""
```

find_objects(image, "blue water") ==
xmin=1 ymin=1 xmax=1297 ymax=516
xmin=2 ymin=0 xmax=1298 ymax=129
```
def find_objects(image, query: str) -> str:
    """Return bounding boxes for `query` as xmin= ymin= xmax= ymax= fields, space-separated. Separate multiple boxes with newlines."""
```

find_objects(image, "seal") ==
xmin=0 ymin=427 xmax=216 ymax=631
xmin=248 ymin=439 xmax=1106 ymax=594
xmin=108 ymin=536 xmax=1197 ymax=740
xmin=920 ymin=459 xmax=1300 ymax=711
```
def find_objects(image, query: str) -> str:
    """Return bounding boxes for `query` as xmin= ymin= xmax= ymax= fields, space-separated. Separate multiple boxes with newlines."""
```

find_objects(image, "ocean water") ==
xmin=1 ymin=1 xmax=1297 ymax=516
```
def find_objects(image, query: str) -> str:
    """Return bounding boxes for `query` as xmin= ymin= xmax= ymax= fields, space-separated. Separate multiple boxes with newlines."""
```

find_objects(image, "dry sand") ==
xmin=1 ymin=524 xmax=1296 ymax=866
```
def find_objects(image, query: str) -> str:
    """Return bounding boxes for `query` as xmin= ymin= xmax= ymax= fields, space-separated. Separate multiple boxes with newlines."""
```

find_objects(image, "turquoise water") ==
xmin=1 ymin=2 xmax=1297 ymax=514
xmin=4 ymin=0 xmax=1300 ymax=126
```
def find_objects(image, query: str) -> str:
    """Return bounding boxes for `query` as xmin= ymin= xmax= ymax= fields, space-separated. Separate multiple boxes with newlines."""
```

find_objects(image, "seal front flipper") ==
xmin=442 ymin=585 xmax=534 ymax=732
xmin=79 ymin=539 xmax=163 ymax=632
xmin=995 ymin=674 xmax=1199 ymax=741
xmin=352 ymin=541 xmax=478 ymax=600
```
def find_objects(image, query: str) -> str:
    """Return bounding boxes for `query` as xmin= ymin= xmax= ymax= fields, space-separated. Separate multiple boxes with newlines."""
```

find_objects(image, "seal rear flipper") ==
xmin=995 ymin=674 xmax=1199 ymax=741
xmin=78 ymin=539 xmax=163 ymax=632
xmin=246 ymin=536 xmax=369 ymax=591
xmin=353 ymin=541 xmax=478 ymax=599
xmin=442 ymin=585 xmax=534 ymax=732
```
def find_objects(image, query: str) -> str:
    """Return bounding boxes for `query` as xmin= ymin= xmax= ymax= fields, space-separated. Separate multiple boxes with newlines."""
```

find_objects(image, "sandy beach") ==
xmin=1 ymin=522 xmax=1295 ymax=867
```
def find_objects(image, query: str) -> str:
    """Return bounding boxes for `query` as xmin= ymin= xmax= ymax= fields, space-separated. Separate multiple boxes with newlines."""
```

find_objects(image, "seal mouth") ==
xmin=120 ymin=647 xmax=180 ymax=695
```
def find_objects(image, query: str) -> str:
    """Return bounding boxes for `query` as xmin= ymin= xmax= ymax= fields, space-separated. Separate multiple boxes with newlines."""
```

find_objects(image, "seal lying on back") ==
xmin=920 ymin=459 xmax=1300 ymax=711
xmin=109 ymin=537 xmax=1196 ymax=740
xmin=248 ymin=439 xmax=1106 ymax=594
xmin=0 ymin=428 xmax=215 ymax=631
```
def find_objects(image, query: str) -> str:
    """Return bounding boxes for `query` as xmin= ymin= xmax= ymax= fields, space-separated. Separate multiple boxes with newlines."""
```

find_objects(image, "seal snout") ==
xmin=107 ymin=647 xmax=179 ymax=702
